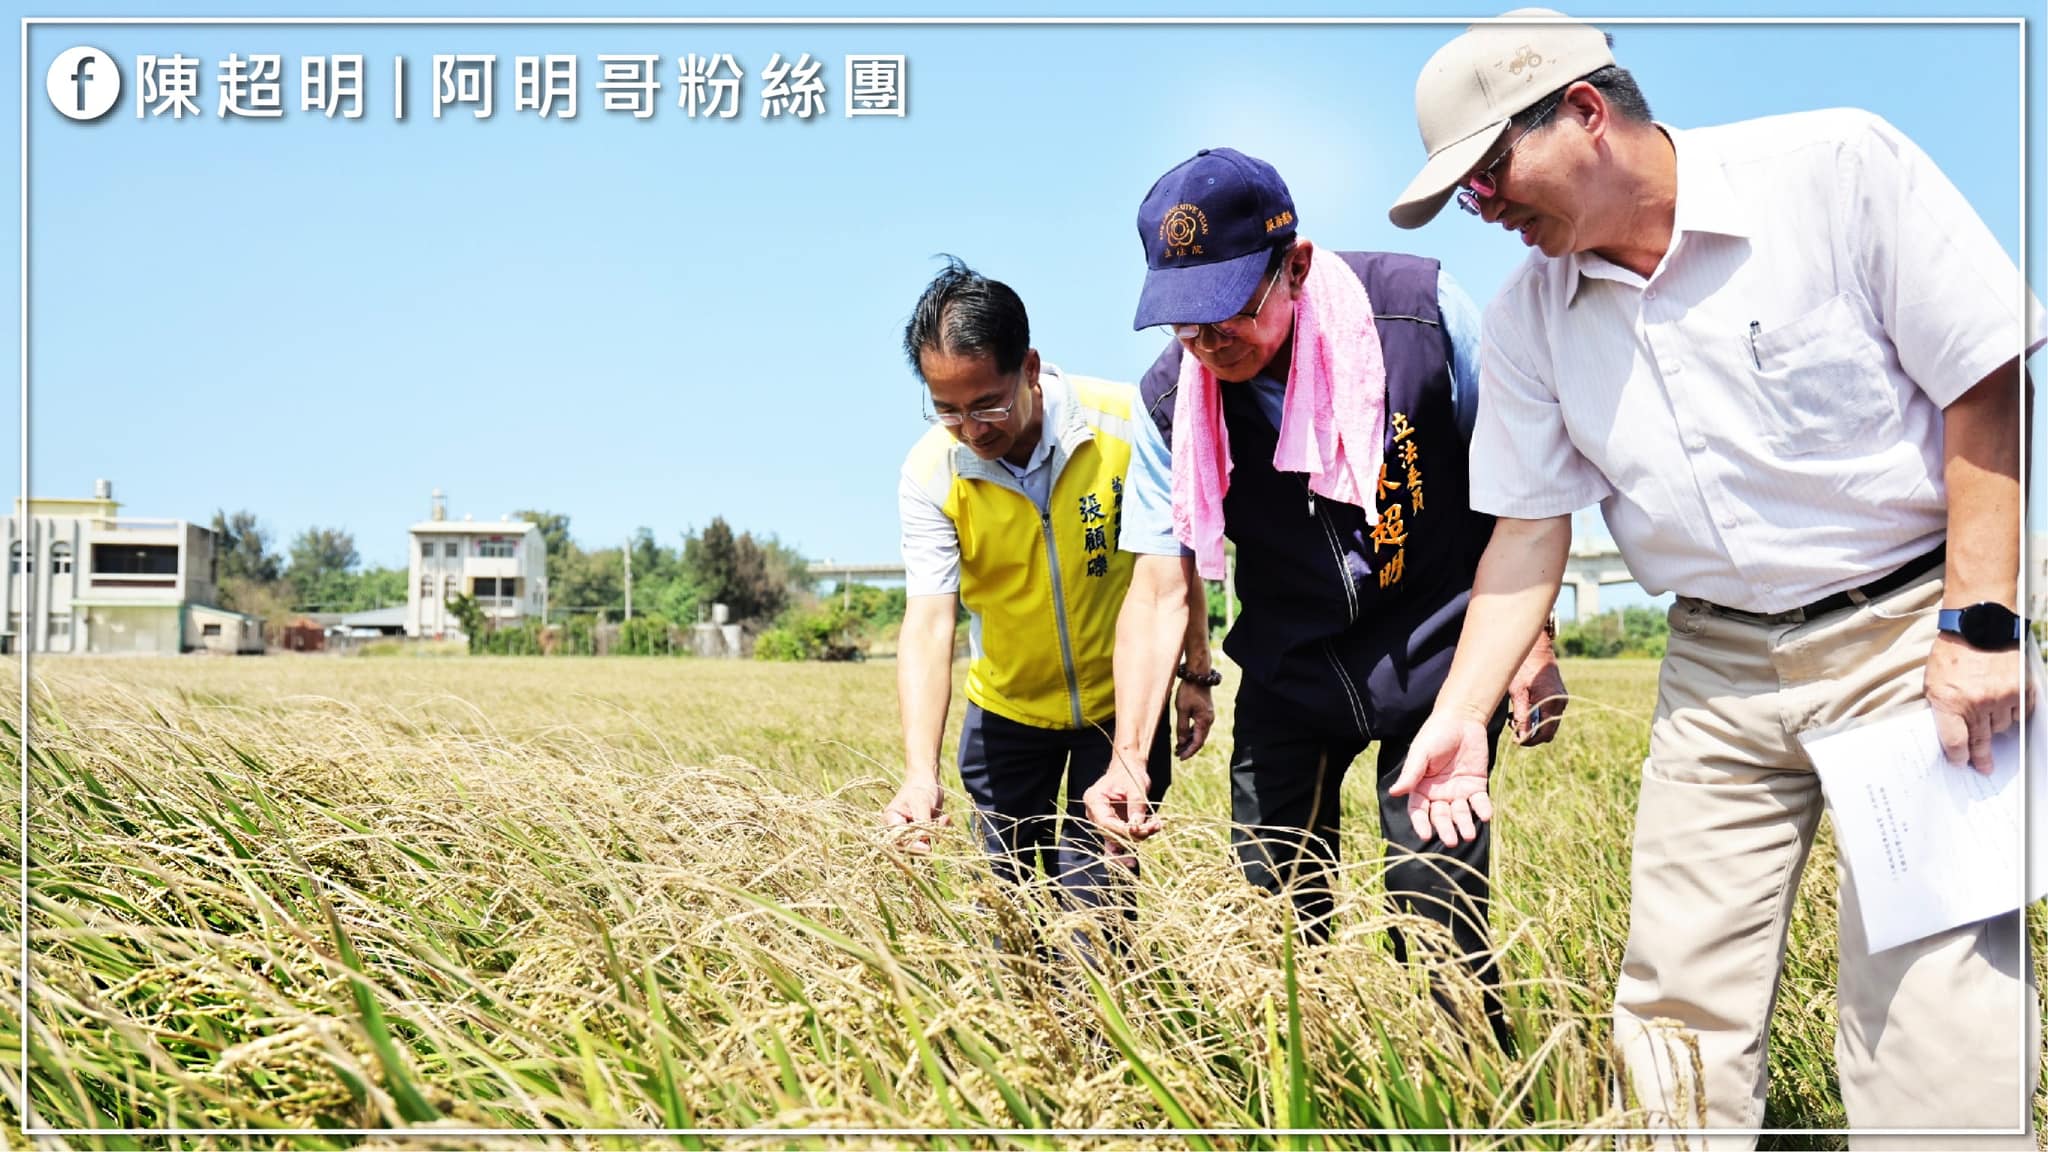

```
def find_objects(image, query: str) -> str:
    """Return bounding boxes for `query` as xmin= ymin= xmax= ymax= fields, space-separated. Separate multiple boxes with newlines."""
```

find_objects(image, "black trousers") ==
xmin=956 ymin=703 xmax=1172 ymax=910
xmin=1230 ymin=676 xmax=1509 ymax=1044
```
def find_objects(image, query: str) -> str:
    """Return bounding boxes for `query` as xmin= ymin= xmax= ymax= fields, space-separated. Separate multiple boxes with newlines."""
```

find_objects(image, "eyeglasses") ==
xmin=1455 ymin=93 xmax=1563 ymax=216
xmin=1168 ymin=247 xmax=1292 ymax=343
xmin=925 ymin=369 xmax=1025 ymax=426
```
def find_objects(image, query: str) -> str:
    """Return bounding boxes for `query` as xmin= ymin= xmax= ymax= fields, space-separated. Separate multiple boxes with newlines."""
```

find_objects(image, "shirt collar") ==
xmin=1563 ymin=122 xmax=1752 ymax=305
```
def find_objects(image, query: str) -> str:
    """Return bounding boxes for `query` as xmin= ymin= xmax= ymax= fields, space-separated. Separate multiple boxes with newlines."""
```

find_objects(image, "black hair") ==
xmin=1578 ymin=64 xmax=1654 ymax=123
xmin=903 ymin=256 xmax=1030 ymax=380
xmin=1522 ymin=34 xmax=1654 ymax=129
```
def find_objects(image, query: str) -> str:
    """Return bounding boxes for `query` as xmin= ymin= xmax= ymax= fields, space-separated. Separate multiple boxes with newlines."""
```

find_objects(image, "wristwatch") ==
xmin=1936 ymin=603 xmax=2023 ymax=651
xmin=1176 ymin=661 xmax=1223 ymax=687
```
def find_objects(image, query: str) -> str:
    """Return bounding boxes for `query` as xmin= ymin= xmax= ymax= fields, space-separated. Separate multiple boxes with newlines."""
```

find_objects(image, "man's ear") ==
xmin=1288 ymin=238 xmax=1316 ymax=288
xmin=1565 ymin=79 xmax=1608 ymax=141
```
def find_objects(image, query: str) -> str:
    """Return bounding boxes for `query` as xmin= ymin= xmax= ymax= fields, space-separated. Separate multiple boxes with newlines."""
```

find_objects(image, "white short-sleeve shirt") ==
xmin=1472 ymin=109 xmax=2045 ymax=613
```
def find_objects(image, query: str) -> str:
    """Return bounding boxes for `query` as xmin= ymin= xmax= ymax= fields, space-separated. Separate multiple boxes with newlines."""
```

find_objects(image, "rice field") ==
xmin=3 ymin=654 xmax=2043 ymax=1149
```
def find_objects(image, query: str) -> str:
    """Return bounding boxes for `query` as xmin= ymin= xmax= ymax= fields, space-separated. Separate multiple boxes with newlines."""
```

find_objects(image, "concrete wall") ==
xmin=189 ymin=604 xmax=262 ymax=655
xmin=83 ymin=604 xmax=181 ymax=655
xmin=4 ymin=515 xmax=87 ymax=653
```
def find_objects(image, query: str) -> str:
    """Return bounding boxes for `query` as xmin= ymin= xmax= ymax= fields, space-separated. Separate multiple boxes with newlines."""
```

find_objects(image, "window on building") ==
xmin=48 ymin=613 xmax=70 ymax=640
xmin=5 ymin=612 xmax=18 ymax=635
xmin=419 ymin=575 xmax=434 ymax=599
xmin=50 ymin=542 xmax=71 ymax=575
xmin=421 ymin=539 xmax=436 ymax=563
xmin=91 ymin=544 xmax=177 ymax=576
xmin=476 ymin=538 xmax=515 ymax=558
xmin=499 ymin=577 xmax=520 ymax=599
xmin=443 ymin=541 xmax=459 ymax=559
xmin=443 ymin=575 xmax=459 ymax=603
xmin=9 ymin=541 xmax=28 ymax=575
xmin=474 ymin=577 xmax=498 ymax=598
xmin=201 ymin=623 xmax=222 ymax=637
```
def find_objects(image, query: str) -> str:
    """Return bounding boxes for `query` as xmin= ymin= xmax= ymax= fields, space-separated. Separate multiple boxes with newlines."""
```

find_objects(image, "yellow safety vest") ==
xmin=903 ymin=373 xmax=1142 ymax=730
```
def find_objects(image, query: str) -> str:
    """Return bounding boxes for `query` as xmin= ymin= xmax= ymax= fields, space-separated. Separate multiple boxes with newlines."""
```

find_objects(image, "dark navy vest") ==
xmin=1140 ymin=251 xmax=1493 ymax=740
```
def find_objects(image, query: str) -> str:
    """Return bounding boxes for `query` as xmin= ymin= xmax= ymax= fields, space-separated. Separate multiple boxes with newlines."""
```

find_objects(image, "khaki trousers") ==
xmin=1612 ymin=570 xmax=2039 ymax=1149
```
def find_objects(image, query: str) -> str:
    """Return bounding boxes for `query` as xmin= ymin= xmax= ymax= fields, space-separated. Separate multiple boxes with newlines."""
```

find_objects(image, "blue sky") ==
xmin=6 ymin=3 xmax=2043 ymax=618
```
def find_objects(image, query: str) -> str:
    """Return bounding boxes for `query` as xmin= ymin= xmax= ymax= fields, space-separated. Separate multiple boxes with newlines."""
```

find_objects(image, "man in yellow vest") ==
xmin=885 ymin=257 xmax=1208 ymax=910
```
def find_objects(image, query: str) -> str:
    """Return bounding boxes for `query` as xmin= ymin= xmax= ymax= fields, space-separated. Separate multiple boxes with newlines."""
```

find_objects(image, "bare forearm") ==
xmin=1942 ymin=359 xmax=2027 ymax=609
xmin=897 ymin=597 xmax=957 ymax=782
xmin=1434 ymin=514 xmax=1571 ymax=723
xmin=1181 ymin=558 xmax=1212 ymax=672
xmin=1113 ymin=555 xmax=1188 ymax=761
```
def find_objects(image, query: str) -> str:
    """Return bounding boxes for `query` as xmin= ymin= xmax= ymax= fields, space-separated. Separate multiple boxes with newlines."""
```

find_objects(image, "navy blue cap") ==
xmin=1133 ymin=147 xmax=1298 ymax=330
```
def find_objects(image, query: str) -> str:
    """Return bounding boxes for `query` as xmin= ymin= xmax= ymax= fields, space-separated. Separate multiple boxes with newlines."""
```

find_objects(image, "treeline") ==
xmin=493 ymin=510 xmax=908 ymax=660
xmin=1554 ymin=606 xmax=1670 ymax=659
xmin=208 ymin=505 xmax=907 ymax=659
xmin=210 ymin=511 xmax=404 ymax=630
xmin=515 ymin=511 xmax=802 ymax=626
xmin=211 ymin=503 xmax=1656 ymax=661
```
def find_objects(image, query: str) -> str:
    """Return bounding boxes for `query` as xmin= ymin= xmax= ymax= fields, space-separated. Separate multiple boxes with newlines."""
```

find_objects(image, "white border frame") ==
xmin=15 ymin=12 xmax=2036 ymax=1143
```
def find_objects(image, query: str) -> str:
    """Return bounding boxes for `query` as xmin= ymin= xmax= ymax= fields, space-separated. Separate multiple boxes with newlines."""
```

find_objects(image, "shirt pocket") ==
xmin=1745 ymin=291 xmax=1898 ymax=456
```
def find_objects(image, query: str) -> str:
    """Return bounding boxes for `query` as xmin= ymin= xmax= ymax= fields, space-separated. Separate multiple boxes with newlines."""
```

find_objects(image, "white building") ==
xmin=408 ymin=490 xmax=547 ymax=639
xmin=1 ymin=480 xmax=261 ymax=655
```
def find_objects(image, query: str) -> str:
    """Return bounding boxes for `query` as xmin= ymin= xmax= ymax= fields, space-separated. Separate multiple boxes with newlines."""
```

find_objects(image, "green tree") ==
xmin=682 ymin=519 xmax=740 ymax=617
xmin=627 ymin=528 xmax=702 ymax=625
xmin=1556 ymin=606 xmax=1669 ymax=659
xmin=832 ymin=583 xmax=907 ymax=632
xmin=445 ymin=592 xmax=488 ymax=652
xmin=210 ymin=509 xmax=282 ymax=584
xmin=557 ymin=547 xmax=624 ymax=620
xmin=680 ymin=520 xmax=806 ymax=624
xmin=513 ymin=509 xmax=574 ymax=619
xmin=285 ymin=527 xmax=360 ymax=610
xmin=344 ymin=566 xmax=408 ymax=611
xmin=756 ymin=602 xmax=864 ymax=662
xmin=627 ymin=527 xmax=673 ymax=584
xmin=514 ymin=509 xmax=574 ymax=575
xmin=750 ymin=532 xmax=810 ymax=621
xmin=1205 ymin=578 xmax=1231 ymax=638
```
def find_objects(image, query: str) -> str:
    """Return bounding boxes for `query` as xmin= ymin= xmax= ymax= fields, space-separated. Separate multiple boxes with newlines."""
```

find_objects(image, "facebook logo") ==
xmin=45 ymin=46 xmax=122 ymax=121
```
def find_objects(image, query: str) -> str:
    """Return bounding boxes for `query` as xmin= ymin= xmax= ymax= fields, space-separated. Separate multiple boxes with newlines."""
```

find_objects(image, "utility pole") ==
xmin=623 ymin=537 xmax=633 ymax=623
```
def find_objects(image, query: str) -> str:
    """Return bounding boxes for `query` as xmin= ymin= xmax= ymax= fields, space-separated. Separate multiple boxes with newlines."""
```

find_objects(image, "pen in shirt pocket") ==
xmin=1748 ymin=320 xmax=1762 ymax=368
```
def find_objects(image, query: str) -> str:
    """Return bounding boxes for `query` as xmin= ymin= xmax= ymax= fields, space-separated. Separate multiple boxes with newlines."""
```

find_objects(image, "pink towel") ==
xmin=1171 ymin=248 xmax=1388 ymax=581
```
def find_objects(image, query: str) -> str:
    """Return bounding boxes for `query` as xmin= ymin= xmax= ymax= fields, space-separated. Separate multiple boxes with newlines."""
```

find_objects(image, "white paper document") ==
xmin=1801 ymin=690 xmax=2046 ymax=954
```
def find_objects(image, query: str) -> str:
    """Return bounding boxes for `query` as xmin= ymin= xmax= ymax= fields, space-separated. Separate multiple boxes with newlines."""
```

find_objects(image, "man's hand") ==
xmin=1389 ymin=713 xmax=1496 ymax=847
xmin=1925 ymin=634 xmax=2034 ymax=774
xmin=1083 ymin=755 xmax=1161 ymax=844
xmin=1508 ymin=637 xmax=1569 ymax=747
xmin=1175 ymin=680 xmax=1215 ymax=759
xmin=882 ymin=777 xmax=949 ymax=854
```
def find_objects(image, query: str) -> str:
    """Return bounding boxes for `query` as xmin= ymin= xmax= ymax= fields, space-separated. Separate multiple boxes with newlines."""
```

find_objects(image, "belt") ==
xmin=1703 ymin=543 xmax=1946 ymax=625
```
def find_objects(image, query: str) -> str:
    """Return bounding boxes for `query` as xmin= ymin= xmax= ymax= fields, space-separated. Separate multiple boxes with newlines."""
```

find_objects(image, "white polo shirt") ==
xmin=1472 ymin=108 xmax=2044 ymax=614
